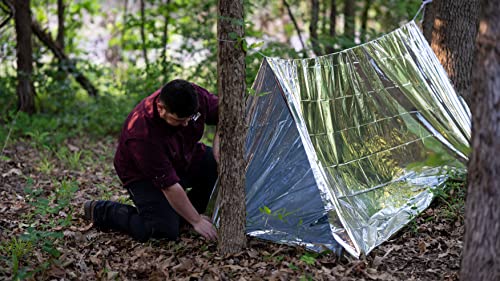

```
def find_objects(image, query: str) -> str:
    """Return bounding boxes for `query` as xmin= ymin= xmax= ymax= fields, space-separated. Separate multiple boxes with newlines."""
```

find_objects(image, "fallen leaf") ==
xmin=2 ymin=168 xmax=22 ymax=177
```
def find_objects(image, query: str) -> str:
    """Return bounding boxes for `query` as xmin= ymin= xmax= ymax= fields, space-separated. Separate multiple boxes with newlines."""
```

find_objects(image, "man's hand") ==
xmin=162 ymin=184 xmax=217 ymax=240
xmin=192 ymin=216 xmax=217 ymax=240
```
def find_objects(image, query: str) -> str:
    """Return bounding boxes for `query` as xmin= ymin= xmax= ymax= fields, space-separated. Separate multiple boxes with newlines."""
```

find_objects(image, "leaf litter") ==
xmin=0 ymin=137 xmax=465 ymax=280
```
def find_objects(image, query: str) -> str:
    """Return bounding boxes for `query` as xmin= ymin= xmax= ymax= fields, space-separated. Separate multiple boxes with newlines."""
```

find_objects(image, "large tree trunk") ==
xmin=309 ymin=0 xmax=321 ymax=56
xmin=428 ymin=0 xmax=480 ymax=105
xmin=343 ymin=0 xmax=355 ymax=42
xmin=56 ymin=0 xmax=65 ymax=49
xmin=460 ymin=0 xmax=500 ymax=280
xmin=139 ymin=0 xmax=149 ymax=68
xmin=325 ymin=0 xmax=336 ymax=54
xmin=13 ymin=0 xmax=36 ymax=114
xmin=216 ymin=0 xmax=247 ymax=254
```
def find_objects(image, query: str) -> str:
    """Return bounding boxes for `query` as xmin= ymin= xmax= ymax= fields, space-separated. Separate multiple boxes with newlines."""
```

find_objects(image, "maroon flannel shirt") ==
xmin=113 ymin=84 xmax=218 ymax=190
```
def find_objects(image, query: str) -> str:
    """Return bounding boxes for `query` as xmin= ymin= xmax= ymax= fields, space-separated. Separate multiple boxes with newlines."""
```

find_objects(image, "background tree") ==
xmin=161 ymin=0 xmax=171 ymax=73
xmin=216 ymin=0 xmax=247 ymax=254
xmin=343 ymin=0 xmax=355 ymax=42
xmin=461 ymin=0 xmax=500 ymax=279
xmin=13 ymin=0 xmax=36 ymax=114
xmin=309 ymin=0 xmax=321 ymax=55
xmin=139 ymin=0 xmax=149 ymax=69
xmin=360 ymin=0 xmax=373 ymax=43
xmin=325 ymin=0 xmax=336 ymax=54
xmin=56 ymin=0 xmax=65 ymax=49
xmin=424 ymin=0 xmax=480 ymax=105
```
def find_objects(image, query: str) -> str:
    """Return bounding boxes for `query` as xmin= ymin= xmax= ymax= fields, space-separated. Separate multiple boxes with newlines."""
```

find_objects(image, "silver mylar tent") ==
xmin=213 ymin=21 xmax=470 ymax=258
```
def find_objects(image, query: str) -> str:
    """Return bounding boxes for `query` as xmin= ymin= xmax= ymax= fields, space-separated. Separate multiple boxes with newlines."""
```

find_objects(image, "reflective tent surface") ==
xmin=216 ymin=21 xmax=470 ymax=258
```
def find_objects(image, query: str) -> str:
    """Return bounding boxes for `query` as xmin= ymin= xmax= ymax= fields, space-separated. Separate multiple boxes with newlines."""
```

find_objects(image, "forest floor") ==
xmin=0 ymin=137 xmax=466 ymax=281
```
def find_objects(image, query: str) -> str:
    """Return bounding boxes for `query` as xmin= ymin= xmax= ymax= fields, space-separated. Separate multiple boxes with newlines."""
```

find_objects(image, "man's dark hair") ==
xmin=159 ymin=79 xmax=199 ymax=118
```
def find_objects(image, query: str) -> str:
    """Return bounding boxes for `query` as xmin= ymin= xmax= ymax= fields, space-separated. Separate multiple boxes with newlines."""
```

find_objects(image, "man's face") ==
xmin=157 ymin=102 xmax=191 ymax=127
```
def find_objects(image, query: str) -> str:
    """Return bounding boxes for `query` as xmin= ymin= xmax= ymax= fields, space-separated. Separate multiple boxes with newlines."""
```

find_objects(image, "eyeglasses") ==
xmin=190 ymin=112 xmax=201 ymax=122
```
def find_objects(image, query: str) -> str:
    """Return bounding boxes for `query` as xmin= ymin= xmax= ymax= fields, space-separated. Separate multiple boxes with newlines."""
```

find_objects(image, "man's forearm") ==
xmin=161 ymin=183 xmax=201 ymax=225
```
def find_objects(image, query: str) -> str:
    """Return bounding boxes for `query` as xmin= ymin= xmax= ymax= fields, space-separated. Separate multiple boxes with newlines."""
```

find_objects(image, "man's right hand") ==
xmin=162 ymin=184 xmax=217 ymax=240
xmin=192 ymin=216 xmax=217 ymax=240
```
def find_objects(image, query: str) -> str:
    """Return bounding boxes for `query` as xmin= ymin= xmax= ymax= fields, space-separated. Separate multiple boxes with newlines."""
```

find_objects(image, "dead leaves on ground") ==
xmin=0 ymin=138 xmax=465 ymax=280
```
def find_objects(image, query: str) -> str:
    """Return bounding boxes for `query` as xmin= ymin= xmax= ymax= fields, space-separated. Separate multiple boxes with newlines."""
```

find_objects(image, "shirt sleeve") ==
xmin=126 ymin=139 xmax=179 ymax=190
xmin=192 ymin=84 xmax=219 ymax=125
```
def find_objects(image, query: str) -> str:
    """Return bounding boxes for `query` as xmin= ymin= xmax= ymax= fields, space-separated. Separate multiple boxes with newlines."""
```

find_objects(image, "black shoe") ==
xmin=83 ymin=200 xmax=97 ymax=222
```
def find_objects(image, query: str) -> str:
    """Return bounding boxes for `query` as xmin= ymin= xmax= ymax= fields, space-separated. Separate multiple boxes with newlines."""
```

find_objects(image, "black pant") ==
xmin=92 ymin=147 xmax=217 ymax=242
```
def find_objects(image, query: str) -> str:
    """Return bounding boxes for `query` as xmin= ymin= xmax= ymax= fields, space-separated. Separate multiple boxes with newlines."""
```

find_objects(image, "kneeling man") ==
xmin=84 ymin=79 xmax=218 ymax=241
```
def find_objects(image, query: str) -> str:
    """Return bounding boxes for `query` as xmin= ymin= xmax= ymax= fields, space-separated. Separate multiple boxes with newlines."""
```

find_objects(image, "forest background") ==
xmin=0 ymin=0 xmax=482 ymax=280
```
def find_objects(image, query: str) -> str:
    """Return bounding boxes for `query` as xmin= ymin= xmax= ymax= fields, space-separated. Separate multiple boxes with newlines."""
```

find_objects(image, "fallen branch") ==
xmin=283 ymin=0 xmax=307 ymax=57
xmin=0 ymin=0 xmax=13 ymax=30
xmin=31 ymin=20 xmax=98 ymax=97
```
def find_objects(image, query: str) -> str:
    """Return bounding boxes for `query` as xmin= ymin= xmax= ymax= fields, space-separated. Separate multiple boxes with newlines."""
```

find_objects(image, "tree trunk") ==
xmin=325 ymin=0 xmax=336 ymax=54
xmin=140 ymin=0 xmax=149 ymax=69
xmin=460 ymin=0 xmax=500 ymax=280
xmin=429 ymin=0 xmax=480 ymax=105
xmin=320 ymin=0 xmax=327 ymax=35
xmin=422 ymin=2 xmax=436 ymax=45
xmin=121 ymin=0 xmax=128 ymax=49
xmin=310 ymin=0 xmax=320 ymax=56
xmin=31 ymin=20 xmax=98 ymax=97
xmin=56 ymin=0 xmax=64 ymax=49
xmin=360 ymin=0 xmax=372 ymax=43
xmin=343 ymin=0 xmax=355 ymax=41
xmin=162 ymin=0 xmax=171 ymax=74
xmin=216 ymin=0 xmax=247 ymax=255
xmin=13 ymin=0 xmax=35 ymax=114
xmin=283 ymin=0 xmax=307 ymax=57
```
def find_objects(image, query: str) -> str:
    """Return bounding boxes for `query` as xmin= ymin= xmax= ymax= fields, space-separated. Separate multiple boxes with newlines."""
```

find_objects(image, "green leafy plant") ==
xmin=55 ymin=147 xmax=83 ymax=171
xmin=0 ymin=237 xmax=33 ymax=279
xmin=430 ymin=170 xmax=467 ymax=221
xmin=300 ymin=252 xmax=318 ymax=265
xmin=37 ymin=151 xmax=55 ymax=174
xmin=25 ymin=130 xmax=51 ymax=149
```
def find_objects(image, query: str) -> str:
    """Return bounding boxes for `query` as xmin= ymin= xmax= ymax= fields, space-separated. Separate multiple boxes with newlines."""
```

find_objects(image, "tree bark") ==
xmin=325 ymin=0 xmax=336 ymax=54
xmin=283 ymin=0 xmax=307 ymax=57
xmin=360 ymin=0 xmax=372 ymax=43
xmin=429 ymin=0 xmax=480 ymax=105
xmin=140 ymin=0 xmax=149 ymax=68
xmin=422 ymin=2 xmax=436 ymax=45
xmin=216 ymin=0 xmax=247 ymax=255
xmin=309 ymin=0 xmax=321 ymax=56
xmin=13 ymin=0 xmax=36 ymax=114
xmin=343 ymin=0 xmax=355 ymax=41
xmin=460 ymin=0 xmax=500 ymax=280
xmin=56 ymin=0 xmax=64 ymax=49
xmin=31 ymin=20 xmax=98 ymax=97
